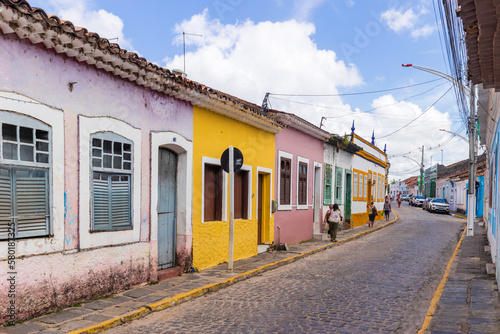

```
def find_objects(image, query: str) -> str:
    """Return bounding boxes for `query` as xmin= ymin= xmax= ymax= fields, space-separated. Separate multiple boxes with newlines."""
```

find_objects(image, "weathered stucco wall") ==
xmin=0 ymin=31 xmax=193 ymax=322
xmin=192 ymin=106 xmax=275 ymax=270
xmin=0 ymin=243 xmax=149 ymax=323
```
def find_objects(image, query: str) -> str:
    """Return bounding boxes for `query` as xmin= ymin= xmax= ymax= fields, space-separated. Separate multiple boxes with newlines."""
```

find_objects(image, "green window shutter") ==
xmin=323 ymin=164 xmax=332 ymax=205
xmin=334 ymin=167 xmax=343 ymax=204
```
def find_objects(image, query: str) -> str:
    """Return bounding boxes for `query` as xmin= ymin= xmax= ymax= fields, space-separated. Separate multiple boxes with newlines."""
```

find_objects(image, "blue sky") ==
xmin=27 ymin=0 xmax=470 ymax=180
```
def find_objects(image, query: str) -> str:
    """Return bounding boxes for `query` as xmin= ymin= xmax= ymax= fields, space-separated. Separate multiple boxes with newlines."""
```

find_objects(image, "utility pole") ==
xmin=420 ymin=145 xmax=424 ymax=196
xmin=467 ymin=85 xmax=477 ymax=236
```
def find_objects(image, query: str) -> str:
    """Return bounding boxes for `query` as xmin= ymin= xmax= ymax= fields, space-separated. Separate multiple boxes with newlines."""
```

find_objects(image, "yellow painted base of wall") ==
xmin=350 ymin=211 xmax=383 ymax=228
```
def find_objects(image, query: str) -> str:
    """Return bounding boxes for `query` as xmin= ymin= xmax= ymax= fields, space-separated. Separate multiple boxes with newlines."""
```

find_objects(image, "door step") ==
xmin=313 ymin=233 xmax=330 ymax=241
xmin=157 ymin=266 xmax=182 ymax=281
xmin=258 ymin=244 xmax=270 ymax=254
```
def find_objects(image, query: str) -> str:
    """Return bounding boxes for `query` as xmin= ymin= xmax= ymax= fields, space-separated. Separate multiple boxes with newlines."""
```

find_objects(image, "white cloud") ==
xmin=411 ymin=24 xmax=436 ymax=38
xmin=164 ymin=10 xmax=460 ymax=181
xmin=164 ymin=10 xmax=363 ymax=124
xmin=380 ymin=7 xmax=435 ymax=39
xmin=381 ymin=8 xmax=418 ymax=33
xmin=291 ymin=0 xmax=327 ymax=21
xmin=30 ymin=0 xmax=135 ymax=52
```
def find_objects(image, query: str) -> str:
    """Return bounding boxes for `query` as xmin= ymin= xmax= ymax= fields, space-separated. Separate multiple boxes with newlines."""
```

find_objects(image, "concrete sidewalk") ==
xmin=424 ymin=221 xmax=500 ymax=334
xmin=2 ymin=215 xmax=399 ymax=334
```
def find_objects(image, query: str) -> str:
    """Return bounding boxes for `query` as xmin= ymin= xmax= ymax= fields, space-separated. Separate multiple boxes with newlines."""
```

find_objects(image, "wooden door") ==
xmin=258 ymin=174 xmax=263 ymax=244
xmin=158 ymin=148 xmax=177 ymax=269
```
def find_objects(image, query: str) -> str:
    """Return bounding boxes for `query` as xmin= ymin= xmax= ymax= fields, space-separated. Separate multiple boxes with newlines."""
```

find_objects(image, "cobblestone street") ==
xmin=106 ymin=206 xmax=465 ymax=334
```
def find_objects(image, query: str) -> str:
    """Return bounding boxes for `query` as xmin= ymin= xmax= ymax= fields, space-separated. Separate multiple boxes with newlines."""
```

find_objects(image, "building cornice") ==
xmin=267 ymin=110 xmax=331 ymax=141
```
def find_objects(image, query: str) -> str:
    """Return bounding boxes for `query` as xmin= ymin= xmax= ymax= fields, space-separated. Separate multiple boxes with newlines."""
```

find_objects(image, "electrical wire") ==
xmin=269 ymin=81 xmax=450 ymax=119
xmin=434 ymin=0 xmax=469 ymax=128
xmin=268 ymin=78 xmax=444 ymax=97
xmin=377 ymin=86 xmax=453 ymax=139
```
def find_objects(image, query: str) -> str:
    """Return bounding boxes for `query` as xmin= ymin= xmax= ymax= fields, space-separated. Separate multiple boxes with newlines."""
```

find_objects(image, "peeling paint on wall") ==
xmin=63 ymin=190 xmax=78 ymax=250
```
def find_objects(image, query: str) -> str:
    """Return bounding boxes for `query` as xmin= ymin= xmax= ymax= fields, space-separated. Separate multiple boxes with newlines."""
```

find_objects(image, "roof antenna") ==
xmin=179 ymin=32 xmax=202 ymax=77
xmin=259 ymin=92 xmax=270 ymax=115
xmin=320 ymin=117 xmax=326 ymax=129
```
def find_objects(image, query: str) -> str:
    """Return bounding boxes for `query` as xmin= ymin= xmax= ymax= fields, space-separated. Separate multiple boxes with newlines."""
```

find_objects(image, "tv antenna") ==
xmin=182 ymin=32 xmax=202 ymax=75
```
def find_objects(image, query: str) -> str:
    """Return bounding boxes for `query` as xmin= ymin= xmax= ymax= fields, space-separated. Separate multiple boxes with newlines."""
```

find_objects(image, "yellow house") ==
xmin=192 ymin=99 xmax=281 ymax=270
xmin=350 ymin=131 xmax=390 ymax=227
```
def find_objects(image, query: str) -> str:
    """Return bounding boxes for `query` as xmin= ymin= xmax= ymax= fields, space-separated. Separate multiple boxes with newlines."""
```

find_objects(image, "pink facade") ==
xmin=274 ymin=126 xmax=326 ymax=244
xmin=0 ymin=27 xmax=193 ymax=322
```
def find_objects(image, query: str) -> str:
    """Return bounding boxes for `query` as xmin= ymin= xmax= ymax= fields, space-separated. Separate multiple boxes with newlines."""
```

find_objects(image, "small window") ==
xmin=298 ymin=162 xmax=308 ymax=205
xmin=90 ymin=133 xmax=133 ymax=231
xmin=353 ymin=172 xmax=358 ymax=199
xmin=234 ymin=170 xmax=249 ymax=219
xmin=280 ymin=157 xmax=291 ymax=205
xmin=323 ymin=164 xmax=332 ymax=205
xmin=204 ymin=164 xmax=223 ymax=221
xmin=334 ymin=167 xmax=343 ymax=204
xmin=0 ymin=114 xmax=51 ymax=240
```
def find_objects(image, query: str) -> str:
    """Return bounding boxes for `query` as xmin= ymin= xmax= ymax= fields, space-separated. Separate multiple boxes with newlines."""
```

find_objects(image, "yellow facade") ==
xmin=192 ymin=106 xmax=276 ymax=270
xmin=349 ymin=134 xmax=389 ymax=228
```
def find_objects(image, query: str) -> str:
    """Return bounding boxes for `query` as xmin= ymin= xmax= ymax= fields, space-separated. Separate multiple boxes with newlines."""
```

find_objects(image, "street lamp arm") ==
xmin=402 ymin=64 xmax=470 ymax=98
xmin=439 ymin=129 xmax=469 ymax=144
xmin=403 ymin=155 xmax=423 ymax=167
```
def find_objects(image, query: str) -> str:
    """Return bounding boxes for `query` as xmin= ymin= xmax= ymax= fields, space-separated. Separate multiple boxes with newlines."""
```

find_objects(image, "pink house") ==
xmin=268 ymin=111 xmax=330 ymax=245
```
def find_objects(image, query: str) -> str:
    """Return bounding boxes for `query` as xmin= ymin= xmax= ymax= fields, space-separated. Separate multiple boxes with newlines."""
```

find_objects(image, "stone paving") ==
xmin=103 ymin=206 xmax=467 ymax=333
xmin=427 ymin=222 xmax=500 ymax=334
xmin=3 ymin=205 xmax=499 ymax=334
xmin=1 ymin=214 xmax=397 ymax=334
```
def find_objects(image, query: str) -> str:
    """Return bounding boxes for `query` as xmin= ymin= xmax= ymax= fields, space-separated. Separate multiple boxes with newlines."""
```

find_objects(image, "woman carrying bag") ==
xmin=324 ymin=204 xmax=342 ymax=242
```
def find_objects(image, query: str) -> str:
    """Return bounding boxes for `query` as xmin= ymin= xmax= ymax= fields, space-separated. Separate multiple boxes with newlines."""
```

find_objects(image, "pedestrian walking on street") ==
xmin=367 ymin=201 xmax=377 ymax=227
xmin=397 ymin=194 xmax=402 ymax=208
xmin=383 ymin=197 xmax=391 ymax=221
xmin=324 ymin=204 xmax=342 ymax=242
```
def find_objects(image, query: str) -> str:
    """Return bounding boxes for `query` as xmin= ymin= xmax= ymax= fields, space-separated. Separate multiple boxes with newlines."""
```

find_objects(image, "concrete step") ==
xmin=313 ymin=233 xmax=330 ymax=241
xmin=157 ymin=266 xmax=182 ymax=281
xmin=258 ymin=244 xmax=270 ymax=253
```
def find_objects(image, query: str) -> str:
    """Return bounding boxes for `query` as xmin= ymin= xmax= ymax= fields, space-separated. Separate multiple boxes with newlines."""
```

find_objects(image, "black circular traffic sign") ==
xmin=221 ymin=147 xmax=243 ymax=173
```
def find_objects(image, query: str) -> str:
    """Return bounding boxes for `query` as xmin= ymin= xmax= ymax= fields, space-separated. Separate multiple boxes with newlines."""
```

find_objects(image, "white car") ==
xmin=429 ymin=198 xmax=450 ymax=214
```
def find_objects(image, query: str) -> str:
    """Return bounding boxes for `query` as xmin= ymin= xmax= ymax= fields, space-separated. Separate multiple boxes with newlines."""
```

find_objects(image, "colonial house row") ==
xmin=0 ymin=0 xmax=285 ymax=322
xmin=0 ymin=0 xmax=390 ymax=323
xmin=435 ymin=154 xmax=486 ymax=217
xmin=389 ymin=176 xmax=419 ymax=198
xmin=323 ymin=124 xmax=389 ymax=229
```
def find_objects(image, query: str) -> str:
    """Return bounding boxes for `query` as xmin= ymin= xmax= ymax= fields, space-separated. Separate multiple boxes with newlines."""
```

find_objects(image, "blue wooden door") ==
xmin=158 ymin=149 xmax=177 ymax=269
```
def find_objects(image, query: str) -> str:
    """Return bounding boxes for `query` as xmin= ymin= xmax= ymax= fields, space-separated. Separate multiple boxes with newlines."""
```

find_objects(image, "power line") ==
xmin=268 ymin=78 xmax=444 ymax=97
xmin=269 ymin=81 xmax=449 ymax=117
xmin=377 ymin=86 xmax=453 ymax=139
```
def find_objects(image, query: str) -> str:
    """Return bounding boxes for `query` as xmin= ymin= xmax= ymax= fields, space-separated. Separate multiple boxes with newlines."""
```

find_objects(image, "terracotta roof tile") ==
xmin=0 ymin=0 xmax=283 ymax=133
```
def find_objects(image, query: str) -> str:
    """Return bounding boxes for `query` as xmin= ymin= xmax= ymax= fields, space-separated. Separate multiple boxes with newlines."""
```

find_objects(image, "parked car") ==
xmin=422 ymin=198 xmax=433 ymax=210
xmin=412 ymin=195 xmax=425 ymax=207
xmin=428 ymin=198 xmax=450 ymax=214
xmin=402 ymin=195 xmax=409 ymax=202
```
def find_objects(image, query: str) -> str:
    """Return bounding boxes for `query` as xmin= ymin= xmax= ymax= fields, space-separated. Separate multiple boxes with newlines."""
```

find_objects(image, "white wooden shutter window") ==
xmin=90 ymin=133 xmax=132 ymax=231
xmin=0 ymin=168 xmax=11 ymax=239
xmin=0 ymin=167 xmax=49 ymax=240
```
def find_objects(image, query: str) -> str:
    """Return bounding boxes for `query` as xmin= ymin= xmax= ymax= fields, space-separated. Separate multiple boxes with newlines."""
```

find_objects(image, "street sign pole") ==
xmin=220 ymin=146 xmax=243 ymax=272
xmin=228 ymin=146 xmax=235 ymax=271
